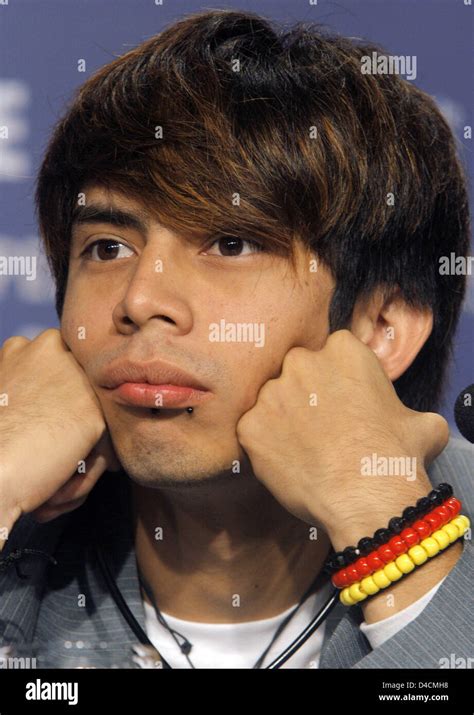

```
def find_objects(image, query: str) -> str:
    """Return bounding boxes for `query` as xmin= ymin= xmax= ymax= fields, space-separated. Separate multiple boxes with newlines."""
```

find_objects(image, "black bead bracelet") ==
xmin=323 ymin=482 xmax=453 ymax=575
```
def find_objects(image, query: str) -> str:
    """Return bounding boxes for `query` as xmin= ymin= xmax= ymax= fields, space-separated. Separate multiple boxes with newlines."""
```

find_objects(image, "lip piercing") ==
xmin=186 ymin=407 xmax=194 ymax=414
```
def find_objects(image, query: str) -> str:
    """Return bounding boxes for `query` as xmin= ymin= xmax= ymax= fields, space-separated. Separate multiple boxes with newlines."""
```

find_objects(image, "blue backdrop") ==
xmin=0 ymin=0 xmax=472 ymax=432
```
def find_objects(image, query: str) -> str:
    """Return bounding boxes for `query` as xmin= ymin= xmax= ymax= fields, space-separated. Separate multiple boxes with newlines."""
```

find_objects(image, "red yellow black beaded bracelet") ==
xmin=323 ymin=482 xmax=455 ymax=576
xmin=332 ymin=495 xmax=463 ymax=588
xmin=338 ymin=512 xmax=469 ymax=605
xmin=322 ymin=483 xmax=470 ymax=606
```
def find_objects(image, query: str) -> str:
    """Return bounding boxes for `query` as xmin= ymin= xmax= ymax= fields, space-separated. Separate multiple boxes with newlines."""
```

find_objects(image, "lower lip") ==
xmin=111 ymin=383 xmax=210 ymax=408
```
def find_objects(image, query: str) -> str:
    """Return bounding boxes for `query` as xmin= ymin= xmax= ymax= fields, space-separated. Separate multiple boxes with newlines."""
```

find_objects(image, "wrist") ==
xmin=322 ymin=477 xmax=467 ymax=622
xmin=362 ymin=538 xmax=463 ymax=624
xmin=324 ymin=471 xmax=433 ymax=552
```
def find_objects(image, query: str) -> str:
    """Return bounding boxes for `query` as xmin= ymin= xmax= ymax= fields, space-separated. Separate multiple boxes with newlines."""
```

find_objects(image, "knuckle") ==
xmin=326 ymin=329 xmax=362 ymax=355
xmin=76 ymin=408 xmax=106 ymax=442
xmin=283 ymin=346 xmax=307 ymax=369
xmin=257 ymin=378 xmax=277 ymax=400
xmin=328 ymin=329 xmax=353 ymax=345
xmin=426 ymin=412 xmax=450 ymax=443
xmin=1 ymin=335 xmax=30 ymax=353
xmin=236 ymin=413 xmax=252 ymax=438
xmin=37 ymin=328 xmax=62 ymax=344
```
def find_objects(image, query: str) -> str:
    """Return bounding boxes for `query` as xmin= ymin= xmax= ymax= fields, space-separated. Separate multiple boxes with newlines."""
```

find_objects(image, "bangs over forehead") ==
xmin=35 ymin=9 xmax=470 ymax=412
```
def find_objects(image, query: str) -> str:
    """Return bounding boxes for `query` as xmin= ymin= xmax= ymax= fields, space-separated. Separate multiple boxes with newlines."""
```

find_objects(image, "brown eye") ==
xmin=218 ymin=236 xmax=243 ymax=256
xmin=84 ymin=240 xmax=134 ymax=261
xmin=205 ymin=236 xmax=262 ymax=257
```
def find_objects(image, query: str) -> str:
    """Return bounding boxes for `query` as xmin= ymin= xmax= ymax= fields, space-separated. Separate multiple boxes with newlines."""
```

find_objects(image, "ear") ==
xmin=350 ymin=288 xmax=433 ymax=381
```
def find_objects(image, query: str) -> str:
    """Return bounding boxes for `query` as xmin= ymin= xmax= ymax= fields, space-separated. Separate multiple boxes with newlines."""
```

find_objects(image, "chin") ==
xmin=108 ymin=419 xmax=244 ymax=487
xmin=117 ymin=449 xmax=237 ymax=490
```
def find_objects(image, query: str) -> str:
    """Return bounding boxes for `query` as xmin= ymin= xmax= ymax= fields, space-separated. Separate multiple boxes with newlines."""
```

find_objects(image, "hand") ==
xmin=236 ymin=330 xmax=449 ymax=550
xmin=0 ymin=329 xmax=120 ymax=537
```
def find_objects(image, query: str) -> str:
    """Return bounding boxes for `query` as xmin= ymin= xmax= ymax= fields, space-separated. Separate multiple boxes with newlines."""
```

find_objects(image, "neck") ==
xmin=131 ymin=474 xmax=331 ymax=623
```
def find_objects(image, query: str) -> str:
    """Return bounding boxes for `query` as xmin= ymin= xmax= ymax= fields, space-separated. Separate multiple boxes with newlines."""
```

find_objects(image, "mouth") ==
xmin=111 ymin=382 xmax=210 ymax=409
xmin=100 ymin=359 xmax=212 ymax=410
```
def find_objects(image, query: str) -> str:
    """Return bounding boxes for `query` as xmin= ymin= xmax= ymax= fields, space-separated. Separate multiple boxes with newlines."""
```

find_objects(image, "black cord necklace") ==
xmin=92 ymin=478 xmax=339 ymax=670
xmin=138 ymin=569 xmax=325 ymax=669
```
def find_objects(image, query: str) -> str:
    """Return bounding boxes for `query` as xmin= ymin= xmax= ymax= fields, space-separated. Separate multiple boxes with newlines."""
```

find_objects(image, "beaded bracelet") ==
xmin=324 ymin=482 xmax=454 ymax=576
xmin=331 ymin=495 xmax=462 ymax=588
xmin=339 ymin=514 xmax=470 ymax=606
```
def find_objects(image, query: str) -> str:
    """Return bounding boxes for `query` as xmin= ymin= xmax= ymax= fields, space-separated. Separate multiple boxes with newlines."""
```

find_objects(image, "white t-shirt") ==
xmin=142 ymin=577 xmax=446 ymax=668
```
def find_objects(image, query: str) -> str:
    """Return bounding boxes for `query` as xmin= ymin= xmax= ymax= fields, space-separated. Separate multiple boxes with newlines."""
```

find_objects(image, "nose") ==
xmin=112 ymin=242 xmax=194 ymax=336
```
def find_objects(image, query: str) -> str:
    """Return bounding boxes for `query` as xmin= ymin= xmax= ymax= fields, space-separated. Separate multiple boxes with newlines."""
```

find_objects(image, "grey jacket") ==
xmin=0 ymin=437 xmax=472 ymax=669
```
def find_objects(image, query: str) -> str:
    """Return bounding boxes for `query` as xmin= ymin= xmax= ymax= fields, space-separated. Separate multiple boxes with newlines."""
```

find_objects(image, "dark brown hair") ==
xmin=35 ymin=9 xmax=470 ymax=411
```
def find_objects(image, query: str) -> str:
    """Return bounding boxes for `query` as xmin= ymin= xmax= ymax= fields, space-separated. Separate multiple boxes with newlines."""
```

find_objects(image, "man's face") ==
xmin=61 ymin=185 xmax=335 ymax=487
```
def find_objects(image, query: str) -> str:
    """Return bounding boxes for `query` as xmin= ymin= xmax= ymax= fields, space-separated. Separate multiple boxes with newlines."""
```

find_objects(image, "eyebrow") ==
xmin=71 ymin=203 xmax=151 ymax=235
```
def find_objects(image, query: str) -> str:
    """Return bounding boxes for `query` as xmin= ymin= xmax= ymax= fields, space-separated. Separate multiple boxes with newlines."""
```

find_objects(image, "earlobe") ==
xmin=351 ymin=290 xmax=433 ymax=381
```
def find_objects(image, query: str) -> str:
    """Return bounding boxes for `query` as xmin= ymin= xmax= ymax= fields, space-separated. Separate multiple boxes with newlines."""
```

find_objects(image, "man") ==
xmin=0 ymin=9 xmax=472 ymax=668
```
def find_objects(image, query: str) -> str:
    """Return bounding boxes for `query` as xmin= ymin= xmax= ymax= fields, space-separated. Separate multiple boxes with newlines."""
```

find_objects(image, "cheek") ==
xmin=212 ymin=320 xmax=296 ymax=413
xmin=62 ymin=269 xmax=118 ymax=321
xmin=209 ymin=284 xmax=321 ymax=385
xmin=60 ymin=290 xmax=109 ymax=366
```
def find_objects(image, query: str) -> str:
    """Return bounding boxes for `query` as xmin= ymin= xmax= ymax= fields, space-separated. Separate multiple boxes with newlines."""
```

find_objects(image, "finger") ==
xmin=95 ymin=431 xmax=121 ymax=472
xmin=32 ymin=496 xmax=88 ymax=524
xmin=44 ymin=448 xmax=108 ymax=507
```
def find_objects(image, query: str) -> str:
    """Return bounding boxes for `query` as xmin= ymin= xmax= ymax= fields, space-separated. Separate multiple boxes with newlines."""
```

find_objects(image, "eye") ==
xmin=203 ymin=235 xmax=263 ymax=257
xmin=82 ymin=239 xmax=134 ymax=261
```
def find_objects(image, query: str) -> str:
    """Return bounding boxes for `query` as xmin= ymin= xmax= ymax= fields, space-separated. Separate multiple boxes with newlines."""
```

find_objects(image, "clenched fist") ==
xmin=0 ymin=329 xmax=119 ymax=545
xmin=236 ymin=330 xmax=449 ymax=550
